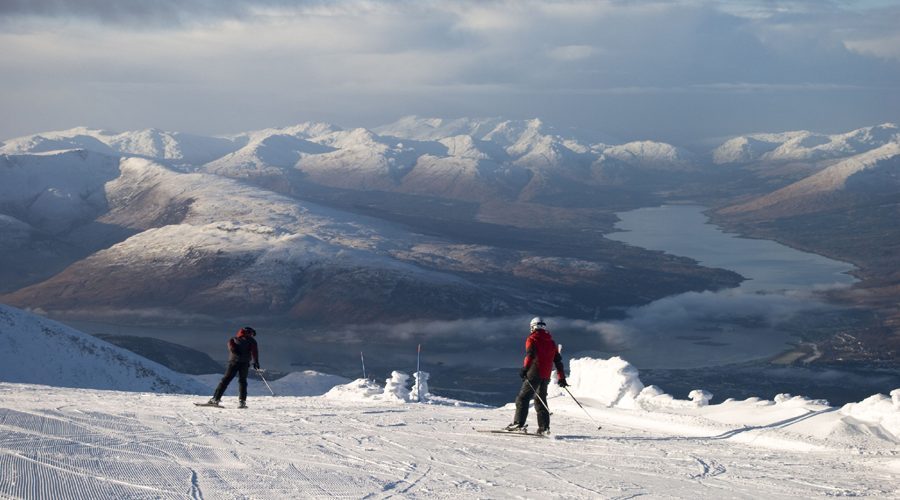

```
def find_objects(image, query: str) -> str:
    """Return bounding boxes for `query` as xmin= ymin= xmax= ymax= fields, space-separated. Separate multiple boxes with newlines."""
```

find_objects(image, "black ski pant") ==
xmin=213 ymin=361 xmax=250 ymax=401
xmin=513 ymin=377 xmax=550 ymax=430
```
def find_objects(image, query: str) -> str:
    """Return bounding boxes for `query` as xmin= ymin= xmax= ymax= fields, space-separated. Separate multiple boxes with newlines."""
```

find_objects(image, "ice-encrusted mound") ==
xmin=410 ymin=371 xmax=430 ymax=402
xmin=840 ymin=389 xmax=900 ymax=439
xmin=383 ymin=371 xmax=412 ymax=402
xmin=568 ymin=357 xmax=716 ymax=410
xmin=324 ymin=378 xmax=384 ymax=400
xmin=324 ymin=373 xmax=416 ymax=403
xmin=568 ymin=356 xmax=645 ymax=408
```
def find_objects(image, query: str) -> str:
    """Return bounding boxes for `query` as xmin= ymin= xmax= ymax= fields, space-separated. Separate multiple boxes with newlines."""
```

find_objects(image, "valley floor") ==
xmin=1 ymin=383 xmax=898 ymax=499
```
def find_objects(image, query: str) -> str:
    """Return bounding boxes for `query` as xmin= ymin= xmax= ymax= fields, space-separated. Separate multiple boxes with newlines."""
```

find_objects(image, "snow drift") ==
xmin=563 ymin=355 xmax=900 ymax=443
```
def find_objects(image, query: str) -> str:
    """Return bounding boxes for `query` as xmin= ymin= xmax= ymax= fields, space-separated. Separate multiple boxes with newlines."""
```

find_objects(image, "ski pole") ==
xmin=525 ymin=377 xmax=552 ymax=416
xmin=255 ymin=368 xmax=276 ymax=396
xmin=360 ymin=351 xmax=367 ymax=380
xmin=563 ymin=386 xmax=602 ymax=430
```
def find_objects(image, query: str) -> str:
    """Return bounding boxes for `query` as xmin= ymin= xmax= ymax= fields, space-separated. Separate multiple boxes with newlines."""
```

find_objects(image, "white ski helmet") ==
xmin=530 ymin=316 xmax=546 ymax=331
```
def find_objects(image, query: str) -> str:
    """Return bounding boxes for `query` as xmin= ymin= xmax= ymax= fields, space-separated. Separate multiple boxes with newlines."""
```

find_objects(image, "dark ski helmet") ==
xmin=239 ymin=326 xmax=256 ymax=337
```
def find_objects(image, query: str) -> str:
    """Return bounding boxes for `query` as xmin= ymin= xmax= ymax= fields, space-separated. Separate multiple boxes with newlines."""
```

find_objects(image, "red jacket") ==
xmin=523 ymin=328 xmax=565 ymax=380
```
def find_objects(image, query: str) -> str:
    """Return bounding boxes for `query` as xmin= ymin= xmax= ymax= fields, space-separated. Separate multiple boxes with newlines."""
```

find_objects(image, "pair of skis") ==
xmin=193 ymin=401 xmax=246 ymax=409
xmin=476 ymin=425 xmax=548 ymax=438
xmin=194 ymin=367 xmax=275 ymax=408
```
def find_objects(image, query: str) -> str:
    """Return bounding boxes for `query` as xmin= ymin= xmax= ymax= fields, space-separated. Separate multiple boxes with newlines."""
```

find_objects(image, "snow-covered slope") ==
xmin=713 ymin=123 xmax=900 ymax=165
xmin=203 ymin=134 xmax=333 ymax=180
xmin=1 ymin=354 xmax=898 ymax=498
xmin=0 ymin=149 xmax=120 ymax=234
xmin=603 ymin=140 xmax=697 ymax=171
xmin=4 ymin=157 xmax=580 ymax=323
xmin=0 ymin=303 xmax=206 ymax=393
xmin=722 ymin=141 xmax=900 ymax=216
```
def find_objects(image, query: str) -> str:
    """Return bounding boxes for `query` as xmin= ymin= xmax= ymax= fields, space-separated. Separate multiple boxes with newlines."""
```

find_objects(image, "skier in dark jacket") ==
xmin=505 ymin=317 xmax=567 ymax=435
xmin=207 ymin=326 xmax=260 ymax=409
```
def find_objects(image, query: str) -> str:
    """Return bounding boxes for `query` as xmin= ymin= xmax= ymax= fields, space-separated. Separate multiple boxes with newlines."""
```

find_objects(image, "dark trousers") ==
xmin=514 ymin=377 xmax=550 ymax=430
xmin=213 ymin=362 xmax=250 ymax=401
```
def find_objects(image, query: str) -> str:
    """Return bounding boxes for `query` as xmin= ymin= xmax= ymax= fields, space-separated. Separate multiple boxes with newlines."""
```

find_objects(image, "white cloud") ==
xmin=547 ymin=44 xmax=597 ymax=61
xmin=0 ymin=0 xmax=898 ymax=141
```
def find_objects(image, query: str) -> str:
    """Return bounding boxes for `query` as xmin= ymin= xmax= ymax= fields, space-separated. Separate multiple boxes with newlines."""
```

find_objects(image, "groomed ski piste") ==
xmin=2 ymin=305 xmax=900 ymax=498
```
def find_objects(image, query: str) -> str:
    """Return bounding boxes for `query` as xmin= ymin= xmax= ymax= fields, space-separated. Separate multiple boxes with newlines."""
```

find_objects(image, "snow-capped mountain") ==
xmin=713 ymin=123 xmax=900 ymax=165
xmin=2 ymin=117 xmax=693 ymax=205
xmin=0 ymin=126 xmax=242 ymax=165
xmin=0 ymin=149 xmax=120 ymax=234
xmin=722 ymin=141 xmax=900 ymax=216
xmin=0 ymin=303 xmax=206 ymax=393
xmin=603 ymin=141 xmax=697 ymax=171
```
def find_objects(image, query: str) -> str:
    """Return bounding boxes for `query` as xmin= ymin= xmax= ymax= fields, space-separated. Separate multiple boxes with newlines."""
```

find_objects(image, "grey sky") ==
xmin=1 ymin=0 xmax=898 ymax=144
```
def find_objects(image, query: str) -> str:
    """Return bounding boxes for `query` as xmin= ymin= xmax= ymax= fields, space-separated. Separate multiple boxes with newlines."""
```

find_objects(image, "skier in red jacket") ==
xmin=505 ymin=317 xmax=567 ymax=435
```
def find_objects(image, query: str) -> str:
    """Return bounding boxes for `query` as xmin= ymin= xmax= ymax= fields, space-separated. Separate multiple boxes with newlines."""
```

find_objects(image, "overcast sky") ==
xmin=1 ymin=0 xmax=898 ymax=144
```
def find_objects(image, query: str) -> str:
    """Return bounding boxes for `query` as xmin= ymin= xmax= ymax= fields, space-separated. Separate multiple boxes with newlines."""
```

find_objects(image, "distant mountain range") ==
xmin=0 ymin=117 xmax=696 ymax=204
xmin=712 ymin=123 xmax=898 ymax=165
xmin=1 ymin=117 xmax=897 ymax=338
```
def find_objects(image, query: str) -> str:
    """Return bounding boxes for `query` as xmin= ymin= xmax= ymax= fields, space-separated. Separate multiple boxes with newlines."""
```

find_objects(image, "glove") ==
xmin=557 ymin=378 xmax=568 ymax=388
xmin=252 ymin=362 xmax=260 ymax=370
xmin=519 ymin=367 xmax=528 ymax=380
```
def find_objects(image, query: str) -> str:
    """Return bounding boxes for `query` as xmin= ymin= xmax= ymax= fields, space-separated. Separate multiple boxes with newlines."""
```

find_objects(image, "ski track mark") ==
xmin=689 ymin=455 xmax=727 ymax=480
xmin=189 ymin=468 xmax=203 ymax=500
xmin=2 ymin=394 xmax=899 ymax=498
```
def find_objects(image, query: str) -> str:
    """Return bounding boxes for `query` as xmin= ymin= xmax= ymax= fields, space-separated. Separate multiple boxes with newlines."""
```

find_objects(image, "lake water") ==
xmin=597 ymin=204 xmax=858 ymax=369
xmin=608 ymin=205 xmax=856 ymax=293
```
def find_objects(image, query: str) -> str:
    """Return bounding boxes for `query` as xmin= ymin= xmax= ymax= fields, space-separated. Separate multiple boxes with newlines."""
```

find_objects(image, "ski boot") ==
xmin=238 ymin=400 xmax=248 ymax=409
xmin=536 ymin=427 xmax=550 ymax=436
xmin=504 ymin=422 xmax=526 ymax=432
